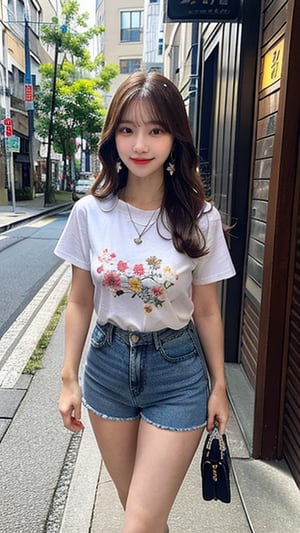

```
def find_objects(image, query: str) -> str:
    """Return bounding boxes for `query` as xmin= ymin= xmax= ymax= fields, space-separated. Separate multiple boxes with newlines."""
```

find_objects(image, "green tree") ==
xmin=35 ymin=0 xmax=118 ymax=202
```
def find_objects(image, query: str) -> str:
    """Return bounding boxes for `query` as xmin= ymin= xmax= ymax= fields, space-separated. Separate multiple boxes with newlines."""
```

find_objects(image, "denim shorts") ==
xmin=82 ymin=321 xmax=209 ymax=431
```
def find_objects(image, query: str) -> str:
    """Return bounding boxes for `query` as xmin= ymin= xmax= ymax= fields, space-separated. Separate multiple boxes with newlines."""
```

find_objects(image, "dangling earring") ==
xmin=166 ymin=152 xmax=175 ymax=176
xmin=116 ymin=158 xmax=122 ymax=173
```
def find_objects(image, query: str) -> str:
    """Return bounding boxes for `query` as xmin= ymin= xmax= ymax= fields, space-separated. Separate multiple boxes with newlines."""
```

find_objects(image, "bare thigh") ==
xmin=123 ymin=419 xmax=204 ymax=533
xmin=89 ymin=412 xmax=204 ymax=532
xmin=88 ymin=410 xmax=140 ymax=508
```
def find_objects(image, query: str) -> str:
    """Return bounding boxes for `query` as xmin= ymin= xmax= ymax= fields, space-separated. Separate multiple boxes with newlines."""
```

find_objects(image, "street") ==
xmin=0 ymin=211 xmax=69 ymax=338
xmin=0 ymin=209 xmax=71 ymax=388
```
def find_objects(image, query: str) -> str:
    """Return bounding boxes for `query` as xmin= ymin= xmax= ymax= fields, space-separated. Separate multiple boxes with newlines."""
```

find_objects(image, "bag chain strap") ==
xmin=205 ymin=427 xmax=226 ymax=460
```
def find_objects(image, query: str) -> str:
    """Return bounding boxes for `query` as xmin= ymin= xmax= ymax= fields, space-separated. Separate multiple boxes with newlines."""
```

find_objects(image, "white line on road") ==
xmin=26 ymin=217 xmax=56 ymax=228
xmin=0 ymin=262 xmax=71 ymax=388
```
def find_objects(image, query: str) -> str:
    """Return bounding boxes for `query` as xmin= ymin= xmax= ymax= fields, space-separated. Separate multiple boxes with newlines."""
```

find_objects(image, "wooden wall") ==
xmin=283 ymin=202 xmax=300 ymax=486
xmin=240 ymin=0 xmax=288 ymax=386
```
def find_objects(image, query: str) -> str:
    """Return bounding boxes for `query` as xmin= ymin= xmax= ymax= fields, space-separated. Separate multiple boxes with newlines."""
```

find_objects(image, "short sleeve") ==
xmin=54 ymin=201 xmax=91 ymax=270
xmin=192 ymin=206 xmax=236 ymax=285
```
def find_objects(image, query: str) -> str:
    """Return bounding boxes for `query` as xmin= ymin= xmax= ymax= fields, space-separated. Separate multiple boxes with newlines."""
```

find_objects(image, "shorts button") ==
xmin=130 ymin=334 xmax=139 ymax=343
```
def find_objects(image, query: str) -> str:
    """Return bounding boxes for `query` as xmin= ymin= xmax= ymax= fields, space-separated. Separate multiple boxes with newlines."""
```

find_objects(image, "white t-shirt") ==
xmin=54 ymin=195 xmax=235 ymax=331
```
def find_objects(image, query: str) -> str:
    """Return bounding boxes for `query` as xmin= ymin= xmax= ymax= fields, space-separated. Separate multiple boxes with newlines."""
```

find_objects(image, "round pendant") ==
xmin=134 ymin=237 xmax=142 ymax=245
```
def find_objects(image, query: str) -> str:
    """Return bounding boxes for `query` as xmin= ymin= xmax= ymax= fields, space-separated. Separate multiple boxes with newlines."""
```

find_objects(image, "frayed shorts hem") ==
xmin=140 ymin=413 xmax=207 ymax=432
xmin=83 ymin=398 xmax=140 ymax=422
xmin=83 ymin=398 xmax=207 ymax=431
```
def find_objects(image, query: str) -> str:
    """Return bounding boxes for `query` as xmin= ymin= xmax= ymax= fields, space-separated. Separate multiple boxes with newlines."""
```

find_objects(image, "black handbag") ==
xmin=201 ymin=427 xmax=231 ymax=503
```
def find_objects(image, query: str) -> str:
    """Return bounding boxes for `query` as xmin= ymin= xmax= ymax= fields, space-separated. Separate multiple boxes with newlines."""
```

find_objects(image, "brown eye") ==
xmin=119 ymin=127 xmax=132 ymax=134
xmin=151 ymin=128 xmax=163 ymax=135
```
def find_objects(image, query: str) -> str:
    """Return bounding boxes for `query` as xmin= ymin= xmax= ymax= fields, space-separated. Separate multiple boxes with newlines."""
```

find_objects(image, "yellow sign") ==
xmin=261 ymin=39 xmax=284 ymax=90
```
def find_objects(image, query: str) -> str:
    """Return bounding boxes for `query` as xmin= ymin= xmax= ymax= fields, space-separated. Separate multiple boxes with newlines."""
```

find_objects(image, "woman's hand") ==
xmin=206 ymin=385 xmax=229 ymax=435
xmin=59 ymin=380 xmax=84 ymax=433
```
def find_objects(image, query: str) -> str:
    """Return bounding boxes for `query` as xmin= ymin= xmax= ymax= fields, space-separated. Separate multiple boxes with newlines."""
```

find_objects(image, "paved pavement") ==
xmin=1 ymin=197 xmax=300 ymax=532
xmin=0 ymin=193 xmax=72 ymax=233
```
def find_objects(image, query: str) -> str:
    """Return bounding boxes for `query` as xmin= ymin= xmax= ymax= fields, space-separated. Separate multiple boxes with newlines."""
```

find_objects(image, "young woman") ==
xmin=55 ymin=71 xmax=235 ymax=533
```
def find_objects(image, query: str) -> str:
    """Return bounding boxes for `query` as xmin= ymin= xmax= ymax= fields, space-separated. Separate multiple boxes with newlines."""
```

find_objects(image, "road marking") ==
xmin=26 ymin=217 xmax=56 ymax=228
xmin=0 ymin=262 xmax=71 ymax=388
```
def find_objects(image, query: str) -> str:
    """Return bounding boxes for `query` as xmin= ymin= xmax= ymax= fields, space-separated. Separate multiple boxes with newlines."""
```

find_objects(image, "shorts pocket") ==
xmin=158 ymin=329 xmax=198 ymax=363
xmin=90 ymin=323 xmax=107 ymax=349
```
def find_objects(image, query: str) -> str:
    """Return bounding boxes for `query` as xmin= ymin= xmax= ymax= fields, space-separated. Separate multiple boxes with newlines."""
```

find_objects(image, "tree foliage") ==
xmin=35 ymin=0 xmax=118 ymax=184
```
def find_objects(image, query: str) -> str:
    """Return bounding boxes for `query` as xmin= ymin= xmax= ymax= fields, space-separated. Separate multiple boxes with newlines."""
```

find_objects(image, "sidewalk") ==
xmin=61 ymin=402 xmax=300 ymax=533
xmin=0 ymin=193 xmax=73 ymax=232
xmin=1 ymin=200 xmax=300 ymax=532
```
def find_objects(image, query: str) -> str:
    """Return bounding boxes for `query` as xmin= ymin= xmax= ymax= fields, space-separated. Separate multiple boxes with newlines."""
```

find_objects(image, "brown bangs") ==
xmin=117 ymin=94 xmax=173 ymax=134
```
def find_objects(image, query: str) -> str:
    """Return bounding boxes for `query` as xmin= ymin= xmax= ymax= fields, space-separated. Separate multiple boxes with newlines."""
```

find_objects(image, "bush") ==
xmin=15 ymin=187 xmax=33 ymax=200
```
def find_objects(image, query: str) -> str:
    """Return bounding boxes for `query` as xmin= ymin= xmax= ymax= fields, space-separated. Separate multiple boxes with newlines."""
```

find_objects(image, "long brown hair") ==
xmin=91 ymin=71 xmax=208 ymax=257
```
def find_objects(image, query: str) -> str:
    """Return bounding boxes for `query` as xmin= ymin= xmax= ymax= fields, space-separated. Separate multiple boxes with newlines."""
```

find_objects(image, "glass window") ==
xmin=131 ymin=12 xmax=140 ymax=27
xmin=16 ymin=0 xmax=24 ymax=20
xmin=7 ymin=0 xmax=14 ymax=20
xmin=158 ymin=38 xmax=163 ymax=56
xmin=120 ymin=59 xmax=142 ymax=74
xmin=120 ymin=11 xmax=143 ymax=42
xmin=19 ymin=70 xmax=25 ymax=84
xmin=121 ymin=11 xmax=130 ymax=29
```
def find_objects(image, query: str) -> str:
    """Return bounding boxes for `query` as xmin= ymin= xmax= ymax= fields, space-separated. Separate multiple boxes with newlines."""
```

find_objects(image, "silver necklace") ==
xmin=126 ymin=203 xmax=158 ymax=245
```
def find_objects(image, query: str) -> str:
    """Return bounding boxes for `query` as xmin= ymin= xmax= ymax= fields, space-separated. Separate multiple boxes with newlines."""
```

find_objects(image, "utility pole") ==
xmin=24 ymin=5 xmax=35 ymax=197
xmin=44 ymin=24 xmax=67 ymax=206
xmin=44 ymin=42 xmax=59 ymax=206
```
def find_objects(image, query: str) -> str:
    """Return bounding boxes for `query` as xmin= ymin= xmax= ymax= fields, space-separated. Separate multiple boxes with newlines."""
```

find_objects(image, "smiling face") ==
xmin=115 ymin=100 xmax=174 ymax=184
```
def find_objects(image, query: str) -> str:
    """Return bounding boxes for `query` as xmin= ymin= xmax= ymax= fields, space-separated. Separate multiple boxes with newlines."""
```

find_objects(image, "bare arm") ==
xmin=59 ymin=265 xmax=94 ymax=432
xmin=192 ymin=282 xmax=229 ymax=434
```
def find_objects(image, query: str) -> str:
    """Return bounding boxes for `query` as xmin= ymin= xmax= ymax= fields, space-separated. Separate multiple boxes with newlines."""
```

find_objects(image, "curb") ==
xmin=0 ymin=263 xmax=71 ymax=444
xmin=0 ymin=202 xmax=73 ymax=233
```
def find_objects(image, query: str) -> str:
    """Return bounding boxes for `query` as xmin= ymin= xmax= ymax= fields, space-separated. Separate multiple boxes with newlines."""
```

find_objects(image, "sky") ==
xmin=77 ymin=0 xmax=95 ymax=24
xmin=77 ymin=0 xmax=96 ymax=56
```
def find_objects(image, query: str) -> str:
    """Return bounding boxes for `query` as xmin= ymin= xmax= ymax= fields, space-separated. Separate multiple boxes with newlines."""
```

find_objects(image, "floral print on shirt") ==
xmin=96 ymin=249 xmax=179 ymax=313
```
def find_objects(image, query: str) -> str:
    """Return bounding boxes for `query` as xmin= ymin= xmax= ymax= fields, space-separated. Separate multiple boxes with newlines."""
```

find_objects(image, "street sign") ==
xmin=6 ymin=135 xmax=20 ymax=152
xmin=166 ymin=0 xmax=241 ymax=22
xmin=5 ymin=125 xmax=13 ymax=137
xmin=25 ymin=84 xmax=33 ymax=102
xmin=3 ymin=118 xmax=13 ymax=137
xmin=261 ymin=39 xmax=284 ymax=90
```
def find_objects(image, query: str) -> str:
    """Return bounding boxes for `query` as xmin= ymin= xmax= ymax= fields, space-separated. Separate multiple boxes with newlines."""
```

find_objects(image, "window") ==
xmin=150 ymin=0 xmax=158 ymax=3
xmin=199 ymin=46 xmax=218 ymax=199
xmin=120 ymin=11 xmax=143 ymax=42
xmin=120 ymin=59 xmax=142 ymax=74
xmin=16 ymin=0 xmax=23 ymax=19
xmin=158 ymin=38 xmax=163 ymax=56
xmin=7 ymin=0 xmax=14 ymax=20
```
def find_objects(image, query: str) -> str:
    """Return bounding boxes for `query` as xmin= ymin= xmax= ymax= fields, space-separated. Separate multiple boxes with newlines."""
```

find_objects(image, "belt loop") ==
xmin=153 ymin=331 xmax=159 ymax=350
xmin=106 ymin=323 xmax=113 ymax=344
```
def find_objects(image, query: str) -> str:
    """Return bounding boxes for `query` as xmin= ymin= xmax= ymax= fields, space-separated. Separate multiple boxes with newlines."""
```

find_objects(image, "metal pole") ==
xmin=24 ymin=18 xmax=31 ymax=86
xmin=44 ymin=42 xmax=59 ymax=206
xmin=1 ymin=28 xmax=12 ymax=207
xmin=24 ymin=14 xmax=35 ymax=196
xmin=8 ymin=152 xmax=16 ymax=212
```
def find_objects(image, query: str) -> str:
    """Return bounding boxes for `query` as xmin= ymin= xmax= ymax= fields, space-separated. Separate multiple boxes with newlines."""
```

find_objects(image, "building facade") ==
xmin=96 ymin=0 xmax=144 ymax=106
xmin=143 ymin=0 xmax=164 ymax=72
xmin=163 ymin=0 xmax=300 ymax=487
xmin=95 ymin=0 xmax=164 ymax=107
xmin=0 ymin=0 xmax=59 ymax=204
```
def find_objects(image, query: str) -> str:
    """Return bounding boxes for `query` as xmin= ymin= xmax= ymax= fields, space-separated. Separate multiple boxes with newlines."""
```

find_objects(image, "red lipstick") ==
xmin=130 ymin=158 xmax=154 ymax=165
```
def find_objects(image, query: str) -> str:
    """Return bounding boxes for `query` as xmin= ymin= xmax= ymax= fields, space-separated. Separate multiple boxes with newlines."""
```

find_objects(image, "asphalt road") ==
xmin=0 ymin=211 xmax=69 ymax=338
